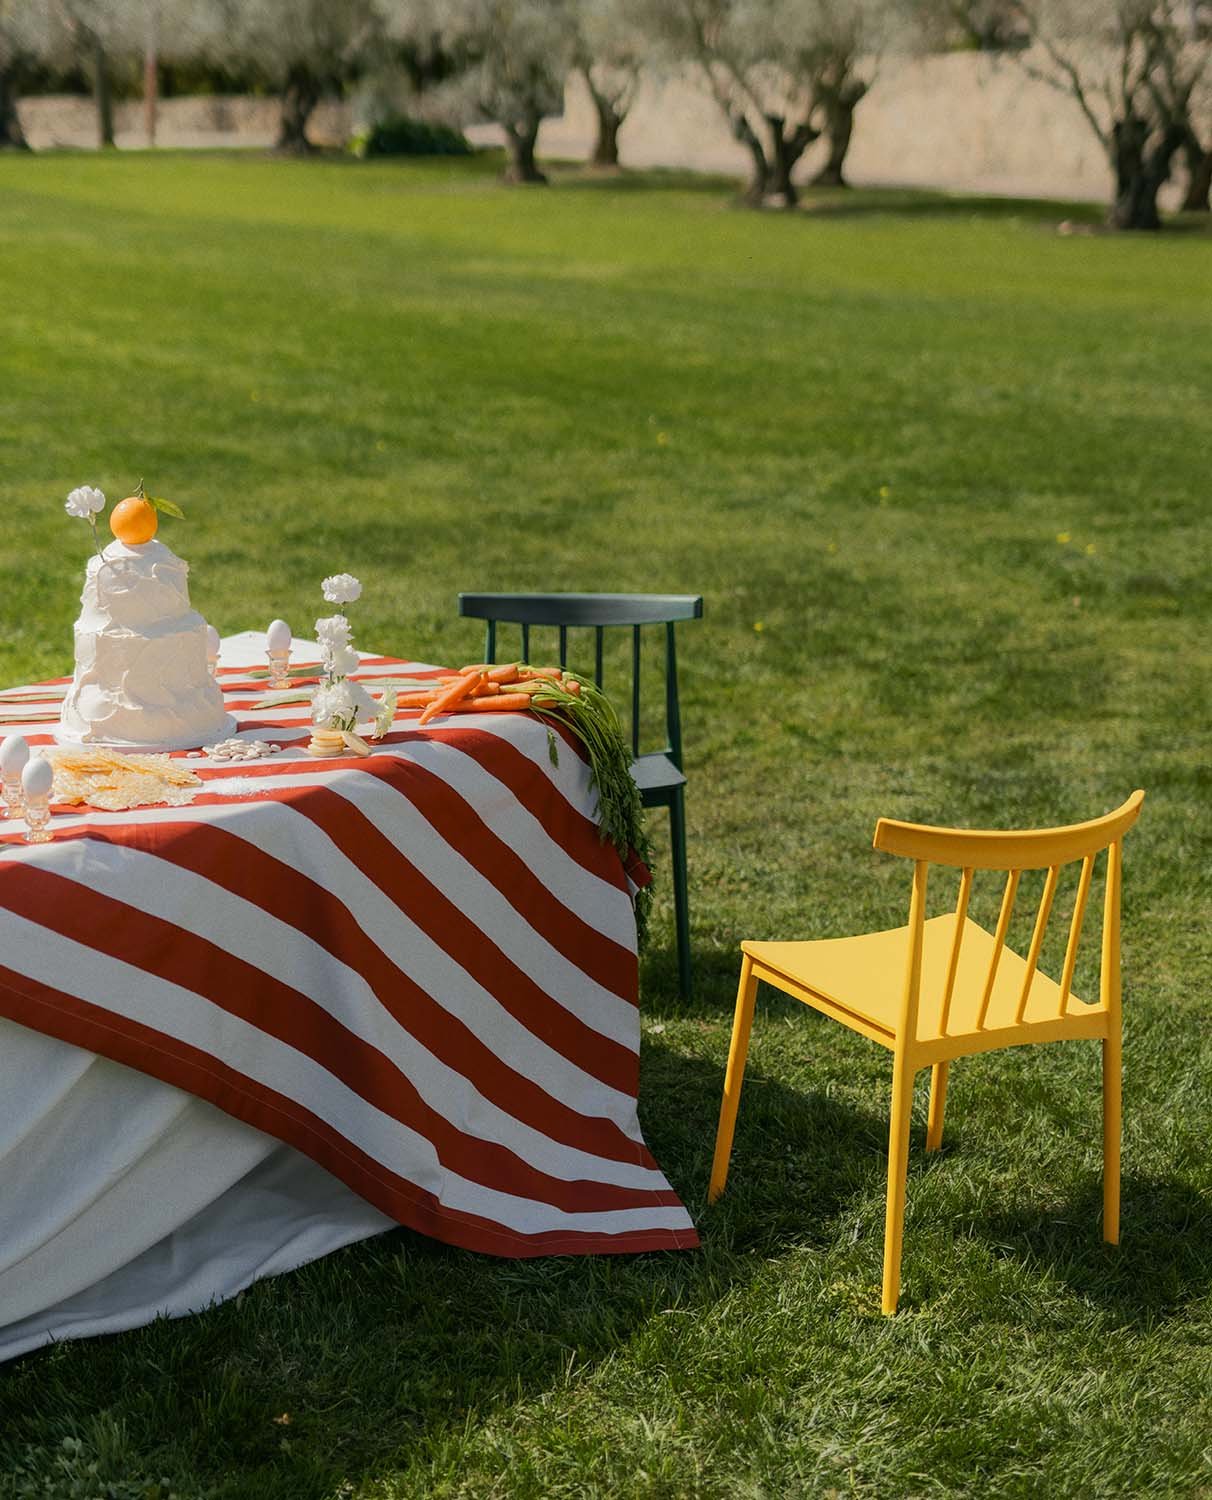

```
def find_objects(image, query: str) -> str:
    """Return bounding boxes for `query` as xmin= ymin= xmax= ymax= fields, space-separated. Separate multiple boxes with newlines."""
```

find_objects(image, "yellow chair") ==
xmin=708 ymin=792 xmax=1145 ymax=1313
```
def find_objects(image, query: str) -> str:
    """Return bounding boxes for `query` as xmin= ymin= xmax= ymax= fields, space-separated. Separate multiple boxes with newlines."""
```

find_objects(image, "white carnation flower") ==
xmin=65 ymin=485 xmax=106 ymax=519
xmin=326 ymin=643 xmax=361 ymax=677
xmin=315 ymin=614 xmax=352 ymax=648
xmin=321 ymin=573 xmax=362 ymax=605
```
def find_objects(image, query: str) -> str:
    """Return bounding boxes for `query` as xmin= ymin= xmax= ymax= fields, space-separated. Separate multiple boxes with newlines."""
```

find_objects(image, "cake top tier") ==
xmin=79 ymin=538 xmax=196 ymax=634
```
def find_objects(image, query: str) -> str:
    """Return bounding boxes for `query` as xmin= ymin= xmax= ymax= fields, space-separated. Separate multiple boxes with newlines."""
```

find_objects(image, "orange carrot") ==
xmin=451 ymin=693 xmax=534 ymax=713
xmin=487 ymin=663 xmax=520 ymax=684
xmin=397 ymin=690 xmax=441 ymax=707
xmin=419 ymin=672 xmax=483 ymax=726
xmin=564 ymin=678 xmax=582 ymax=695
xmin=524 ymin=667 xmax=562 ymax=680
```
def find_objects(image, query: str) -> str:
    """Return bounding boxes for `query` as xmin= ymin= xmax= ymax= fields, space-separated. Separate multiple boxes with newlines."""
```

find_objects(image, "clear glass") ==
xmin=267 ymin=648 xmax=292 ymax=689
xmin=0 ymin=773 xmax=23 ymax=822
xmin=22 ymin=795 xmax=51 ymax=844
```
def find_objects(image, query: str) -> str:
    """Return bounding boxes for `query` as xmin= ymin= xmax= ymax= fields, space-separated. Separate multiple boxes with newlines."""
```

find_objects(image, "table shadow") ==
xmin=1 ymin=1044 xmax=884 ymax=1498
xmin=6 ymin=1040 xmax=1207 ymax=1496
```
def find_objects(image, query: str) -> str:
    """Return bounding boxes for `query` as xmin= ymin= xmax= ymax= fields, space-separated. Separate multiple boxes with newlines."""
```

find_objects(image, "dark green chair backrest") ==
xmin=457 ymin=592 xmax=703 ymax=767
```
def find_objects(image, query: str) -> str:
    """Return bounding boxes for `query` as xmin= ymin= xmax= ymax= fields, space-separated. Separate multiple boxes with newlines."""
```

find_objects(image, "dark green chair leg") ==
xmin=668 ymin=787 xmax=692 ymax=998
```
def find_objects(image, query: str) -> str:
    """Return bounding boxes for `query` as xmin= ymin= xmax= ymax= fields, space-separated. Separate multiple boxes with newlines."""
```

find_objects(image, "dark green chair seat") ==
xmin=631 ymin=753 xmax=686 ymax=796
xmin=457 ymin=592 xmax=703 ymax=996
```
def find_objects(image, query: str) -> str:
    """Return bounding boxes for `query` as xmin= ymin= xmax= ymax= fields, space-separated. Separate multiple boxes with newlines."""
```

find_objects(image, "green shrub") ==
xmin=350 ymin=117 xmax=471 ymax=159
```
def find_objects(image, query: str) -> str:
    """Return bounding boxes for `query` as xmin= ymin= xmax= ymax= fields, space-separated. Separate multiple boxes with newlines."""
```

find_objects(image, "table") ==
xmin=0 ymin=634 xmax=696 ymax=1362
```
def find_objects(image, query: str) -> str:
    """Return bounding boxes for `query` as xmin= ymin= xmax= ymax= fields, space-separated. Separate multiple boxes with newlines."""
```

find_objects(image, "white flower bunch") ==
xmin=321 ymin=573 xmax=362 ymax=605
xmin=314 ymin=576 xmax=374 ymax=730
xmin=65 ymin=485 xmax=106 ymax=519
xmin=312 ymin=676 xmax=379 ymax=731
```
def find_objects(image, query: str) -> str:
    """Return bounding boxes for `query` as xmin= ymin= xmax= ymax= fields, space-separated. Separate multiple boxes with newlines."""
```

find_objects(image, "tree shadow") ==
xmin=795 ymin=186 xmax=1106 ymax=227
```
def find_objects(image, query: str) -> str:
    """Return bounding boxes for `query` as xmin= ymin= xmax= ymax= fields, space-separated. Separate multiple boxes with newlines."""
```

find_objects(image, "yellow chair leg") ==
xmin=1103 ymin=1028 xmax=1122 ymax=1245
xmin=926 ymin=1061 xmax=950 ymax=1152
xmin=882 ymin=1051 xmax=916 ymax=1314
xmin=708 ymin=954 xmax=758 ymax=1203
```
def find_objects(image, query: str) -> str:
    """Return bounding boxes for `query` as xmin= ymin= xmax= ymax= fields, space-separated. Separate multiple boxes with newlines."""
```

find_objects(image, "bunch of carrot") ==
xmin=403 ymin=663 xmax=583 ymax=727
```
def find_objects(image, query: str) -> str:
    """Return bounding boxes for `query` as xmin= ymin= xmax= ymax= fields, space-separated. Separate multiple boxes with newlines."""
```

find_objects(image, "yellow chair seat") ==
xmin=744 ymin=915 xmax=1104 ymax=1057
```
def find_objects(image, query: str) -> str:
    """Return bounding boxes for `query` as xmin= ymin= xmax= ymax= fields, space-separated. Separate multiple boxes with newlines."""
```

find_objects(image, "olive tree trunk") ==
xmin=733 ymin=112 xmax=817 ymax=208
xmin=502 ymin=116 xmax=545 ymax=183
xmin=1107 ymin=112 xmax=1182 ymax=229
xmin=91 ymin=37 xmax=115 ymax=149
xmin=812 ymin=81 xmax=867 ymax=188
xmin=1181 ymin=135 xmax=1211 ymax=211
xmin=589 ymin=89 xmax=622 ymax=167
xmin=0 ymin=67 xmax=30 ymax=151
xmin=275 ymin=65 xmax=322 ymax=154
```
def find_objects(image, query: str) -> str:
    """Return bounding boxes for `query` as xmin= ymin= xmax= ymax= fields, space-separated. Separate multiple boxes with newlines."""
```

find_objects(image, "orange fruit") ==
xmin=110 ymin=496 xmax=158 ymax=546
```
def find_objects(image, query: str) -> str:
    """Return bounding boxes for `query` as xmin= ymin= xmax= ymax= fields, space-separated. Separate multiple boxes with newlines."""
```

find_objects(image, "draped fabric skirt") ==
xmin=0 ymin=1016 xmax=394 ymax=1364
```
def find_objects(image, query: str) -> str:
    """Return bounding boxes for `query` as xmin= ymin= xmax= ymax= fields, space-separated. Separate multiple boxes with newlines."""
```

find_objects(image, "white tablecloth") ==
xmin=0 ymin=633 xmax=394 ymax=1363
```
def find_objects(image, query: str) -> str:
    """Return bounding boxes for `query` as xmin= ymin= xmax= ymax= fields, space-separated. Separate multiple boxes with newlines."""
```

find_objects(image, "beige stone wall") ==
xmin=527 ymin=58 xmax=1130 ymax=207
xmin=17 ymin=95 xmax=351 ymax=152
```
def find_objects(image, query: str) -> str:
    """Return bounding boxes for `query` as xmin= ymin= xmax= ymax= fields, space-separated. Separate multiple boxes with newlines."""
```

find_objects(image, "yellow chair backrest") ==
xmin=871 ymin=791 xmax=1145 ymax=1044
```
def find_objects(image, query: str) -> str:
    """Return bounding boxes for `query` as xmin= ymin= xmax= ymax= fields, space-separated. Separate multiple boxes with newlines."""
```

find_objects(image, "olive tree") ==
xmin=218 ymin=0 xmax=385 ymax=153
xmin=0 ymin=0 xmax=50 ymax=149
xmin=572 ymin=0 xmax=646 ymax=167
xmin=400 ymin=0 xmax=576 ymax=183
xmin=804 ymin=0 xmax=887 ymax=186
xmin=46 ymin=0 xmax=147 ymax=148
xmin=1010 ymin=0 xmax=1212 ymax=227
xmin=640 ymin=0 xmax=899 ymax=206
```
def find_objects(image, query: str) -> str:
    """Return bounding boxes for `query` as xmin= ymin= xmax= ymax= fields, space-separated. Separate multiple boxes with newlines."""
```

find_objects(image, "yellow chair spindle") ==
xmin=1101 ymin=839 xmax=1124 ymax=1244
xmin=883 ymin=859 xmax=929 ymax=1315
xmin=975 ymin=868 xmax=1020 ymax=1030
xmin=1057 ymin=853 xmax=1095 ymax=1018
xmin=936 ymin=866 xmax=973 ymax=1039
xmin=1014 ymin=864 xmax=1060 ymax=1025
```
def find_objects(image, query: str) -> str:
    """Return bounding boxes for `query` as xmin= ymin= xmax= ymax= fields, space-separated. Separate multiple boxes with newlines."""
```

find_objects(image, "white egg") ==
xmin=21 ymin=756 xmax=54 ymax=799
xmin=0 ymin=735 xmax=30 ymax=777
xmin=267 ymin=619 xmax=292 ymax=651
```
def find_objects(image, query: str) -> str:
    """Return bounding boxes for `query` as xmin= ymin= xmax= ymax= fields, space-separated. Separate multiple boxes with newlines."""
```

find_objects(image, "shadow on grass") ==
xmin=2 ymin=1045 xmax=885 ymax=1499
xmin=975 ymin=1174 xmax=1212 ymax=1323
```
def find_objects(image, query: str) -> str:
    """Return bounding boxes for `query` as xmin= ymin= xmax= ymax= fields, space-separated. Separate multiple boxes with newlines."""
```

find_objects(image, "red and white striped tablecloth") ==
xmin=0 ymin=646 xmax=698 ymax=1258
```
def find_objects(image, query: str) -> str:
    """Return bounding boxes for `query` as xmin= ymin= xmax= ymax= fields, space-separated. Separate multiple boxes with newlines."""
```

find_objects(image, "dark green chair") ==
xmin=457 ymin=592 xmax=703 ymax=996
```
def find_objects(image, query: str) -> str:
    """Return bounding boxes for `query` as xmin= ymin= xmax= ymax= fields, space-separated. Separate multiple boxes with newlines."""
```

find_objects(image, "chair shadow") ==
xmin=971 ymin=1175 xmax=1212 ymax=1324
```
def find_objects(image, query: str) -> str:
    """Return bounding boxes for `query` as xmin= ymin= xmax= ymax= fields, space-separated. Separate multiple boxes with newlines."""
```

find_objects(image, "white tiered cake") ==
xmin=59 ymin=539 xmax=235 ymax=750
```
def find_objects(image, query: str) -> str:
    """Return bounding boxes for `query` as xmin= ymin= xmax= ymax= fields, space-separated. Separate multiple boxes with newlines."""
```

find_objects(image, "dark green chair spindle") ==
xmin=458 ymin=592 xmax=703 ymax=996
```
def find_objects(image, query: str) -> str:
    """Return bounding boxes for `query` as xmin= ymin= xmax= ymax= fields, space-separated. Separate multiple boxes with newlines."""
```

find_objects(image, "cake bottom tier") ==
xmin=61 ymin=618 xmax=233 ymax=749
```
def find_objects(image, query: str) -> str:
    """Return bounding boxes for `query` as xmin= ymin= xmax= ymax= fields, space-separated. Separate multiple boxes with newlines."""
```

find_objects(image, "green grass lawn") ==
xmin=2 ymin=151 xmax=1211 ymax=1499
